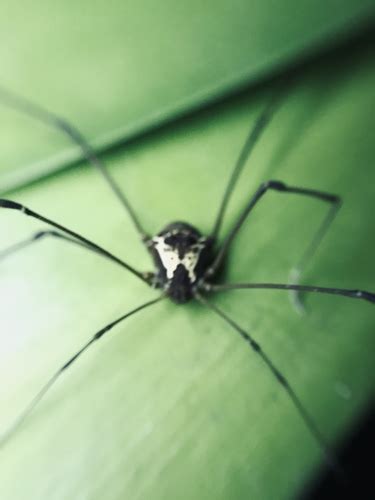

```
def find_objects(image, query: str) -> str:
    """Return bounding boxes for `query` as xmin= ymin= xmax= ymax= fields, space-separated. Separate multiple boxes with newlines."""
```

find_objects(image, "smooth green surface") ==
xmin=0 ymin=1 xmax=374 ymax=191
xmin=0 ymin=43 xmax=374 ymax=500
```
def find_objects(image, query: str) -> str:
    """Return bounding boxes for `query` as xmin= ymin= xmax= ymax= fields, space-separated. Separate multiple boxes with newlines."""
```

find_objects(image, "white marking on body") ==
xmin=153 ymin=236 xmax=204 ymax=281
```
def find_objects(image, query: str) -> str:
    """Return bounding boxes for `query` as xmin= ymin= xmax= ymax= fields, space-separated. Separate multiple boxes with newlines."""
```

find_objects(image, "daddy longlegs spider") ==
xmin=0 ymin=85 xmax=374 ymax=482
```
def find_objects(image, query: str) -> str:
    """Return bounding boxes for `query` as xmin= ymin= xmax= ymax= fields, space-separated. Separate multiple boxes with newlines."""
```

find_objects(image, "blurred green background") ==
xmin=0 ymin=2 xmax=374 ymax=500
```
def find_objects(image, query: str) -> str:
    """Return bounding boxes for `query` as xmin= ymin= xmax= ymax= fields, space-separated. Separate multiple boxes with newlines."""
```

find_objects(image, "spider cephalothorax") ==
xmin=149 ymin=222 xmax=213 ymax=303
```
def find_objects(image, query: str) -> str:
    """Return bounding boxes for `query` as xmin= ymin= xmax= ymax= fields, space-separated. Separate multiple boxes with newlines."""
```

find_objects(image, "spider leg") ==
xmin=195 ymin=292 xmax=345 ymax=481
xmin=0 ymin=85 xmax=149 ymax=242
xmin=210 ymin=86 xmax=286 ymax=241
xmin=202 ymin=282 xmax=375 ymax=304
xmin=0 ymin=199 xmax=152 ymax=284
xmin=0 ymin=230 xmax=108 ymax=262
xmin=205 ymin=181 xmax=342 ymax=311
xmin=0 ymin=296 xmax=164 ymax=449
xmin=287 ymin=191 xmax=341 ymax=313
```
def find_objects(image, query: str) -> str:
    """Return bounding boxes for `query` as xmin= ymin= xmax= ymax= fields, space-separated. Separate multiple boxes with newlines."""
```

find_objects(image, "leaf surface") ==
xmin=0 ymin=40 xmax=374 ymax=499
xmin=0 ymin=1 xmax=374 ymax=190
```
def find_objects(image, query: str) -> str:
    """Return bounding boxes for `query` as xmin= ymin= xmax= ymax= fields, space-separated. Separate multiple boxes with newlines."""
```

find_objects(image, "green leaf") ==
xmin=0 ymin=1 xmax=374 ymax=191
xmin=0 ymin=38 xmax=374 ymax=499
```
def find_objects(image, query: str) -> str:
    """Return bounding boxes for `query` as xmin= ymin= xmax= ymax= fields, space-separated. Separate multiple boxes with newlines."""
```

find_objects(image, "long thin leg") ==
xmin=0 ymin=199 xmax=151 ymax=285
xmin=195 ymin=292 xmax=345 ymax=479
xmin=202 ymin=282 xmax=375 ymax=304
xmin=210 ymin=88 xmax=285 ymax=241
xmin=205 ymin=181 xmax=340 ymax=281
xmin=0 ymin=296 xmax=164 ymax=449
xmin=0 ymin=230 xmax=103 ymax=262
xmin=0 ymin=85 xmax=149 ymax=241
xmin=289 ymin=196 xmax=341 ymax=313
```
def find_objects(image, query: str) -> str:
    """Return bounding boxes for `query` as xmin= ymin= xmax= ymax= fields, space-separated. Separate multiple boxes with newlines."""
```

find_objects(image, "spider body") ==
xmin=149 ymin=221 xmax=213 ymax=304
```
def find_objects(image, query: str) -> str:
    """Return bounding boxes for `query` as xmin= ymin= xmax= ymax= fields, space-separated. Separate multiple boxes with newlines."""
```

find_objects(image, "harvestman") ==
xmin=0 ymin=86 xmax=374 ymax=477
